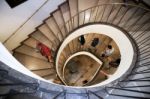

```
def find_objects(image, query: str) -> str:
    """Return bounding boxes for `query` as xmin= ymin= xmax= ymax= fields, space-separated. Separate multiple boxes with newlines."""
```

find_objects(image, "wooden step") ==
xmin=100 ymin=4 xmax=115 ymax=22
xmin=57 ymin=63 xmax=64 ymax=76
xmin=68 ymin=41 xmax=74 ymax=54
xmin=38 ymin=24 xmax=59 ymax=48
xmin=109 ymin=0 xmax=123 ymax=3
xmin=32 ymin=68 xmax=56 ymax=77
xmin=23 ymin=38 xmax=38 ymax=49
xmin=52 ymin=76 xmax=64 ymax=85
xmin=60 ymin=2 xmax=72 ymax=32
xmin=112 ymin=6 xmax=131 ymax=25
xmin=68 ymin=0 xmax=78 ymax=28
xmin=42 ymin=73 xmax=56 ymax=80
xmin=107 ymin=4 xmax=123 ymax=23
xmin=23 ymin=38 xmax=56 ymax=59
xmin=72 ymin=37 xmax=79 ymax=53
xmin=89 ymin=6 xmax=99 ymax=23
xmin=14 ymin=52 xmax=53 ymax=70
xmin=124 ymin=11 xmax=150 ymax=32
xmin=135 ymin=31 xmax=150 ymax=46
xmin=15 ymin=45 xmax=47 ymax=60
xmin=118 ymin=7 xmax=139 ymax=27
xmin=78 ymin=0 xmax=99 ymax=12
xmin=60 ymin=50 xmax=68 ymax=60
xmin=78 ymin=0 xmax=99 ymax=25
xmin=125 ymin=22 xmax=150 ymax=33
xmin=98 ymin=0 xmax=110 ymax=4
xmin=98 ymin=0 xmax=123 ymax=4
xmin=45 ymin=17 xmax=63 ymax=42
xmin=95 ymin=5 xmax=110 ymax=22
xmin=53 ymin=10 xmax=68 ymax=37
xmin=30 ymin=31 xmax=54 ymax=51
xmin=60 ymin=47 xmax=70 ymax=61
xmin=64 ymin=44 xmax=72 ymax=56
xmin=58 ymin=54 xmax=66 ymax=66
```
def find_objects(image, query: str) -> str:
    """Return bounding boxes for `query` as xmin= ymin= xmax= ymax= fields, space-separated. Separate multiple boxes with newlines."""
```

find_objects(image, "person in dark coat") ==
xmin=109 ymin=58 xmax=121 ymax=68
xmin=78 ymin=35 xmax=85 ymax=49
xmin=91 ymin=38 xmax=99 ymax=47
xmin=89 ymin=38 xmax=100 ymax=53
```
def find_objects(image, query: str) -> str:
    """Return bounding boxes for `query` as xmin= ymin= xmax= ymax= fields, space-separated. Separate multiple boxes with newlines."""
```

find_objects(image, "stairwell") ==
xmin=0 ymin=0 xmax=150 ymax=99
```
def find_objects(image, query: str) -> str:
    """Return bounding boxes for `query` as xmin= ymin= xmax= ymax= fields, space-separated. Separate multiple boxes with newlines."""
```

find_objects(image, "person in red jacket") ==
xmin=36 ymin=42 xmax=53 ymax=63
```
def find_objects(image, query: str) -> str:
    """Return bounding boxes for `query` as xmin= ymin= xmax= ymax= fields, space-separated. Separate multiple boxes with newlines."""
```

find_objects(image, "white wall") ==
xmin=0 ymin=42 xmax=45 ymax=81
xmin=0 ymin=0 xmax=65 ymax=52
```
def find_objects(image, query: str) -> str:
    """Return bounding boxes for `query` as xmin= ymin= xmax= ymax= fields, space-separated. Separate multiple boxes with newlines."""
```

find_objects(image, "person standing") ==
xmin=89 ymin=38 xmax=100 ymax=53
xmin=102 ymin=45 xmax=114 ymax=57
xmin=36 ymin=42 xmax=53 ymax=63
xmin=78 ymin=35 xmax=85 ymax=49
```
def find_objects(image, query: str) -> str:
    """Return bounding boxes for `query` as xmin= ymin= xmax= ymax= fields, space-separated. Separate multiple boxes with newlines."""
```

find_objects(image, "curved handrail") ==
xmin=62 ymin=51 xmax=103 ymax=86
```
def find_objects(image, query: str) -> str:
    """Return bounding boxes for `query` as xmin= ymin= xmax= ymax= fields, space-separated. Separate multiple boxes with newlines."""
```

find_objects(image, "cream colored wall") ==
xmin=0 ymin=0 xmax=65 ymax=52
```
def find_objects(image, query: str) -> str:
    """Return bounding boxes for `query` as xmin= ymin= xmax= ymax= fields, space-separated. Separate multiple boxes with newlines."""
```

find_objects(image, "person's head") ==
xmin=94 ymin=38 xmax=99 ymax=41
xmin=101 ymin=54 xmax=105 ymax=57
xmin=37 ymin=42 xmax=42 ymax=46
xmin=116 ymin=58 xmax=121 ymax=64
xmin=81 ymin=35 xmax=84 ymax=37
xmin=108 ymin=45 xmax=112 ymax=49
xmin=82 ymin=80 xmax=88 ymax=84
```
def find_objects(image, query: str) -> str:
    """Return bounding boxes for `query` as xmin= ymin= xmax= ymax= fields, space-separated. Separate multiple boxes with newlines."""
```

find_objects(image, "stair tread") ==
xmin=68 ymin=0 xmax=79 ymax=29
xmin=30 ymin=31 xmax=54 ymax=51
xmin=53 ymin=10 xmax=68 ymax=37
xmin=78 ymin=0 xmax=99 ymax=12
xmin=32 ymin=68 xmax=56 ymax=77
xmin=14 ymin=52 xmax=53 ymax=70
xmin=15 ymin=44 xmax=47 ymax=60
xmin=38 ymin=24 xmax=58 ymax=49
xmin=23 ymin=38 xmax=38 ymax=49
xmin=45 ymin=17 xmax=63 ymax=42
xmin=42 ymin=73 xmax=56 ymax=80
xmin=60 ymin=2 xmax=72 ymax=32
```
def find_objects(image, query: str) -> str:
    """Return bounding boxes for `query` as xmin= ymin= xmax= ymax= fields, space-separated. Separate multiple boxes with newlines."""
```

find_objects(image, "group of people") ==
xmin=78 ymin=35 xmax=114 ymax=56
xmin=79 ymin=35 xmax=100 ymax=52
xmin=78 ymin=35 xmax=120 ymax=78
xmin=35 ymin=35 xmax=120 ymax=80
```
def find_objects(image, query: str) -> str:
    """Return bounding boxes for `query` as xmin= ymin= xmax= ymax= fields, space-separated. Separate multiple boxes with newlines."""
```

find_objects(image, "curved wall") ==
xmin=56 ymin=24 xmax=135 ymax=88
xmin=62 ymin=51 xmax=103 ymax=85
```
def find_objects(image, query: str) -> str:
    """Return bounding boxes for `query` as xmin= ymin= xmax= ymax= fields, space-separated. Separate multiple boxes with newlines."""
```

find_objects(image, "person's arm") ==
xmin=100 ymin=70 xmax=112 ymax=78
xmin=100 ymin=70 xmax=109 ymax=76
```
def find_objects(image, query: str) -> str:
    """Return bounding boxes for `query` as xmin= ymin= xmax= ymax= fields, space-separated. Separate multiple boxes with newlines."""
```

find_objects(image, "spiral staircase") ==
xmin=0 ymin=0 xmax=150 ymax=99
